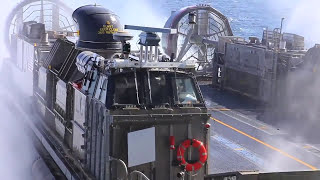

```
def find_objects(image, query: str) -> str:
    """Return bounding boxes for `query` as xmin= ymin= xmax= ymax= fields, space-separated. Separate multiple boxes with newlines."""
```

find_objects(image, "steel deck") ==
xmin=201 ymin=85 xmax=320 ymax=174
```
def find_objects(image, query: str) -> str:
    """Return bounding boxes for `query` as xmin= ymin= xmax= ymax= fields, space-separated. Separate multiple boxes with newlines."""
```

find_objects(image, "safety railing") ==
xmin=111 ymin=159 xmax=150 ymax=180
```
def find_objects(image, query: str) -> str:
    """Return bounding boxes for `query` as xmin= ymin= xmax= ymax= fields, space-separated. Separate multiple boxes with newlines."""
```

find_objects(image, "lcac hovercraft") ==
xmin=8 ymin=4 xmax=211 ymax=180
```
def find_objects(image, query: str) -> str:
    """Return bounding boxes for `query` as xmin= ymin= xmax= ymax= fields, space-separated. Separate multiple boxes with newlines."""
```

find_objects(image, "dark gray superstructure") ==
xmin=8 ymin=4 xmax=212 ymax=180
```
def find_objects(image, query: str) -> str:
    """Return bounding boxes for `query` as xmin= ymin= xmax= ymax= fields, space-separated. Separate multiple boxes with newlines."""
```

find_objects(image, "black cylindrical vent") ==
xmin=72 ymin=5 xmax=123 ymax=51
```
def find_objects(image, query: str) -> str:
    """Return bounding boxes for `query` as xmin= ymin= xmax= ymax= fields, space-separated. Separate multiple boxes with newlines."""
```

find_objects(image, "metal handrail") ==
xmin=111 ymin=159 xmax=128 ymax=180
xmin=128 ymin=170 xmax=150 ymax=180
xmin=23 ymin=2 xmax=53 ymax=13
xmin=110 ymin=159 xmax=150 ymax=180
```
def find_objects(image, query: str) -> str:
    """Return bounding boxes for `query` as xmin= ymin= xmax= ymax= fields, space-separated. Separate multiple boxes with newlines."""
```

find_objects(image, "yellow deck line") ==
xmin=210 ymin=117 xmax=318 ymax=170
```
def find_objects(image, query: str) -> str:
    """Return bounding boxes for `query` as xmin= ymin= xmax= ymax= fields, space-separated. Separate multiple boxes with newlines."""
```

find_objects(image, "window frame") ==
xmin=106 ymin=70 xmax=204 ymax=108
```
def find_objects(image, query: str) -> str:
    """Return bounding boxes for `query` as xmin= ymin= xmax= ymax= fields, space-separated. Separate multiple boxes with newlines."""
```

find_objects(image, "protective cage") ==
xmin=162 ymin=4 xmax=233 ymax=75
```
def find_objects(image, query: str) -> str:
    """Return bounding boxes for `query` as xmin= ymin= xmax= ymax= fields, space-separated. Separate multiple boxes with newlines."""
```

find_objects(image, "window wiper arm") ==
xmin=134 ymin=69 xmax=140 ymax=104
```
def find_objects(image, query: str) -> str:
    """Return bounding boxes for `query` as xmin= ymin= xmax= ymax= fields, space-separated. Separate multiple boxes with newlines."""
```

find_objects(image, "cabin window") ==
xmin=174 ymin=77 xmax=200 ymax=104
xmin=108 ymin=71 xmax=202 ymax=107
xmin=113 ymin=73 xmax=139 ymax=104
xmin=150 ymin=73 xmax=171 ymax=104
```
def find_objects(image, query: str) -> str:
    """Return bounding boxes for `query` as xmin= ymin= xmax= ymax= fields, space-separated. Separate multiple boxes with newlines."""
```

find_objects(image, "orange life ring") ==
xmin=176 ymin=139 xmax=208 ymax=172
